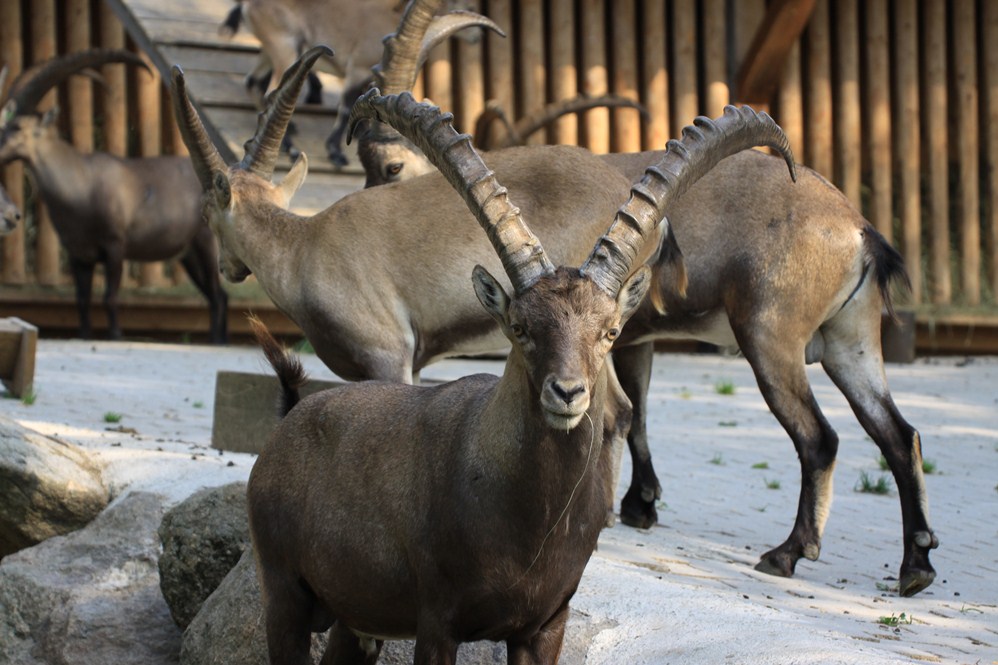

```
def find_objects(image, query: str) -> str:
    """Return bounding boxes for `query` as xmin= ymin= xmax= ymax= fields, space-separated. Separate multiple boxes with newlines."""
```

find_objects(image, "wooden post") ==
xmin=136 ymin=50 xmax=167 ymax=288
xmin=925 ymin=0 xmax=949 ymax=304
xmin=804 ymin=0 xmax=832 ymax=180
xmin=986 ymin=0 xmax=998 ymax=301
xmin=777 ymin=41 xmax=804 ymax=160
xmin=425 ymin=42 xmax=452 ymax=112
xmin=611 ymin=0 xmax=641 ymax=153
xmin=641 ymin=0 xmax=669 ymax=148
xmin=66 ymin=0 xmax=92 ymax=152
xmin=703 ymin=0 xmax=729 ymax=119
xmin=99 ymin=3 xmax=128 ymax=157
xmin=484 ymin=0 xmax=514 ymax=148
xmin=31 ymin=0 xmax=61 ymax=287
xmin=1 ymin=0 xmax=26 ymax=285
xmin=954 ymin=0 xmax=980 ymax=305
xmin=549 ymin=0 xmax=577 ymax=145
xmin=455 ymin=0 xmax=485 ymax=137
xmin=865 ymin=0 xmax=892 ymax=243
xmin=580 ymin=0 xmax=609 ymax=153
xmin=894 ymin=0 xmax=921 ymax=304
xmin=834 ymin=0 xmax=860 ymax=208
xmin=519 ymin=0 xmax=546 ymax=145
xmin=671 ymin=0 xmax=698 ymax=139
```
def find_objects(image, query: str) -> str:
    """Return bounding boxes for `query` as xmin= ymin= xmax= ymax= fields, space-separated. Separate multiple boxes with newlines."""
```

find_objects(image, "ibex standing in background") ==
xmin=244 ymin=83 xmax=786 ymax=664
xmin=351 ymin=7 xmax=938 ymax=598
xmin=0 ymin=50 xmax=228 ymax=343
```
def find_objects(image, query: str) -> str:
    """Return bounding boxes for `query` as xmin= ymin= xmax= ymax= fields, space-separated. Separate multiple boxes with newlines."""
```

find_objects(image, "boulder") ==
xmin=0 ymin=491 xmax=181 ymax=665
xmin=158 ymin=482 xmax=251 ymax=628
xmin=0 ymin=416 xmax=109 ymax=558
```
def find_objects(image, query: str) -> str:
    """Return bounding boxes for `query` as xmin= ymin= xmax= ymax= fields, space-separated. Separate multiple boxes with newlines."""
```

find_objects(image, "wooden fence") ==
xmin=2 ymin=0 xmax=997 ymax=311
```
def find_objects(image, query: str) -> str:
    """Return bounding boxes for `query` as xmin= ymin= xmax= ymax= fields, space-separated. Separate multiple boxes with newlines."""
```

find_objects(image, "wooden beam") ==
xmin=549 ymin=0 xmax=578 ymax=145
xmin=925 ymin=0 xmax=949 ymax=304
xmin=954 ymin=0 xmax=980 ymax=305
xmin=735 ymin=0 xmax=817 ymax=105
xmin=611 ymin=0 xmax=641 ymax=153
xmin=865 ymin=0 xmax=892 ymax=242
xmin=640 ymin=0 xmax=668 ymax=149
xmin=894 ymin=0 xmax=921 ymax=304
xmin=1 ymin=0 xmax=26 ymax=285
xmin=580 ymin=0 xmax=609 ymax=153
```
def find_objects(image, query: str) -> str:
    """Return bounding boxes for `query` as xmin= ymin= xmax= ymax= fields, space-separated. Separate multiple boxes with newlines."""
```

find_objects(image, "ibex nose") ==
xmin=551 ymin=380 xmax=586 ymax=405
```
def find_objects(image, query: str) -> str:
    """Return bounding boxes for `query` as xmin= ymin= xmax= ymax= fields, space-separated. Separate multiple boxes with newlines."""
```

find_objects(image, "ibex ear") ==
xmin=211 ymin=169 xmax=232 ymax=209
xmin=617 ymin=266 xmax=651 ymax=322
xmin=277 ymin=152 xmax=308 ymax=203
xmin=472 ymin=265 xmax=510 ymax=324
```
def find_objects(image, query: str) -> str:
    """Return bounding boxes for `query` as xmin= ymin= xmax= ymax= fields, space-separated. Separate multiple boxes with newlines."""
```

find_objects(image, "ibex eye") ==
xmin=510 ymin=323 xmax=526 ymax=338
xmin=387 ymin=163 xmax=403 ymax=176
xmin=606 ymin=328 xmax=619 ymax=341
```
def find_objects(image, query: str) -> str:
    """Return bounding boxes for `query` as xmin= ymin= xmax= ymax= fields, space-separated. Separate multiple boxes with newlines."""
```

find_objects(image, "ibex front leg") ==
xmin=506 ymin=603 xmax=570 ymax=665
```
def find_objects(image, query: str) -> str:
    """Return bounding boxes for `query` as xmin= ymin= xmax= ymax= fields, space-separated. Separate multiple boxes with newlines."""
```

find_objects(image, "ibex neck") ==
xmin=234 ymin=201 xmax=311 ymax=306
xmin=22 ymin=135 xmax=91 ymax=207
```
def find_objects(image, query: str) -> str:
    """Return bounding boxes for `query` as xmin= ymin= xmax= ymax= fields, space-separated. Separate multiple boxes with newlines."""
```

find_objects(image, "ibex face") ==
xmin=475 ymin=265 xmax=650 ymax=430
xmin=355 ymin=129 xmax=433 ymax=187
xmin=0 ymin=112 xmax=55 ymax=165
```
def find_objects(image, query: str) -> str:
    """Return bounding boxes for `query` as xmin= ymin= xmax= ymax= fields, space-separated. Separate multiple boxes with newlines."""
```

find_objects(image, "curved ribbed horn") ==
xmin=240 ymin=45 xmax=332 ymax=180
xmin=581 ymin=105 xmax=797 ymax=296
xmin=486 ymin=95 xmax=650 ymax=150
xmin=169 ymin=66 xmax=228 ymax=191
xmin=3 ymin=49 xmax=148 ymax=116
xmin=349 ymin=90 xmax=554 ymax=293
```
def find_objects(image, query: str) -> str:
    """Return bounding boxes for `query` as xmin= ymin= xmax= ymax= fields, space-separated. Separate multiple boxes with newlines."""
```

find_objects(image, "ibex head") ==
xmin=170 ymin=46 xmax=328 ymax=282
xmin=0 ymin=50 xmax=149 ymax=165
xmin=354 ymin=0 xmax=503 ymax=187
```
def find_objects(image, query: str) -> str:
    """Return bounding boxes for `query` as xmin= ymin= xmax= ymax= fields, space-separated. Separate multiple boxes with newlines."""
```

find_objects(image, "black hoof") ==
xmin=899 ymin=568 xmax=935 ymax=597
xmin=619 ymin=485 xmax=657 ymax=529
xmin=755 ymin=546 xmax=799 ymax=578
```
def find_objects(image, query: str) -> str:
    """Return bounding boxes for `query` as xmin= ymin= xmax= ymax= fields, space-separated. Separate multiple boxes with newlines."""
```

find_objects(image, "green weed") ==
xmin=752 ymin=461 xmax=769 ymax=470
xmin=877 ymin=612 xmax=912 ymax=627
xmin=709 ymin=454 xmax=725 ymax=466
xmin=103 ymin=411 xmax=123 ymax=424
xmin=855 ymin=471 xmax=892 ymax=495
xmin=714 ymin=379 xmax=736 ymax=395
xmin=765 ymin=478 xmax=781 ymax=490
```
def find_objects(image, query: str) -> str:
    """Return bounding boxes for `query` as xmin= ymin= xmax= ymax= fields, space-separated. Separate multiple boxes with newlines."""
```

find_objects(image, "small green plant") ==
xmin=103 ymin=411 xmax=123 ymax=424
xmin=718 ymin=420 xmax=738 ymax=427
xmin=765 ymin=478 xmax=781 ymax=490
xmin=709 ymin=454 xmax=724 ymax=465
xmin=21 ymin=389 xmax=38 ymax=405
xmin=752 ymin=461 xmax=770 ymax=470
xmin=877 ymin=612 xmax=912 ymax=627
xmin=714 ymin=379 xmax=736 ymax=395
xmin=192 ymin=400 xmax=205 ymax=409
xmin=877 ymin=454 xmax=890 ymax=471
xmin=921 ymin=459 xmax=936 ymax=474
xmin=855 ymin=471 xmax=892 ymax=495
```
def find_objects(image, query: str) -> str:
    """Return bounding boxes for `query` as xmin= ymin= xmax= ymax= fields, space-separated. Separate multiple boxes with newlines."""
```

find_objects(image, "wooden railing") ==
xmin=2 ymin=0 xmax=997 ymax=313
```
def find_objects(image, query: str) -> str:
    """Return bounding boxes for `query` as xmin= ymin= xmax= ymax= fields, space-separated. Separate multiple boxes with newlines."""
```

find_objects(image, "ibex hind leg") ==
xmin=68 ymin=257 xmax=96 ymax=340
xmin=180 ymin=227 xmax=229 ymax=344
xmin=820 ymin=329 xmax=937 ymax=596
xmin=507 ymin=603 xmax=570 ymax=665
xmin=739 ymin=334 xmax=839 ymax=579
xmin=258 ymin=569 xmax=319 ymax=665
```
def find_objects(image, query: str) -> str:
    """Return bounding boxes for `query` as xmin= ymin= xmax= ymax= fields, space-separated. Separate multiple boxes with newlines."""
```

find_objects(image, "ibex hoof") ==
xmin=899 ymin=568 xmax=935 ymax=597
xmin=755 ymin=547 xmax=797 ymax=578
xmin=619 ymin=485 xmax=657 ymax=530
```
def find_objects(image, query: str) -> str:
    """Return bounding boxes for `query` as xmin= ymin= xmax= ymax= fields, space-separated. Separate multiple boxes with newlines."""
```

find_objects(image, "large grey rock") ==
xmin=0 ymin=491 xmax=181 ymax=665
xmin=158 ymin=482 xmax=251 ymax=629
xmin=182 ymin=551 xmax=602 ymax=664
xmin=0 ymin=416 xmax=109 ymax=558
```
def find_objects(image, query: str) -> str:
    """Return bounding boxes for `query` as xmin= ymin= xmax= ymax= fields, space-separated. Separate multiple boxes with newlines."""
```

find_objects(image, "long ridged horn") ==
xmin=480 ymin=95 xmax=650 ymax=150
xmin=349 ymin=90 xmax=554 ymax=293
xmin=581 ymin=105 xmax=797 ymax=296
xmin=170 ymin=66 xmax=228 ymax=191
xmin=240 ymin=45 xmax=332 ymax=180
xmin=2 ymin=49 xmax=148 ymax=117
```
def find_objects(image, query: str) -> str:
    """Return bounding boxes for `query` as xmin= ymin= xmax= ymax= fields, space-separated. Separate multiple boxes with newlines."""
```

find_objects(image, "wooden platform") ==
xmin=104 ymin=0 xmax=364 ymax=215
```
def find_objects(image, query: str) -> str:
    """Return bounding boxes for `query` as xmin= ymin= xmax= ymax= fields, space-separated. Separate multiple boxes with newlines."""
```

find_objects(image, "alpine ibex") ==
xmin=0 ymin=50 xmax=228 ymax=343
xmin=218 ymin=0 xmax=502 ymax=166
xmin=351 ymin=11 xmax=938 ymax=600
xmin=0 ymin=182 xmax=19 ymax=235
xmin=243 ymin=82 xmax=779 ymax=662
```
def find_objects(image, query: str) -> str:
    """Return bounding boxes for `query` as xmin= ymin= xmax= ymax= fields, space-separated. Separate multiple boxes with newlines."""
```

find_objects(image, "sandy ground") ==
xmin=2 ymin=339 xmax=996 ymax=664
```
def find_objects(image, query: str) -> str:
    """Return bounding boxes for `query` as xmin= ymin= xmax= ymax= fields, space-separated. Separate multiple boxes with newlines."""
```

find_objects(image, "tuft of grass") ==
xmin=877 ymin=454 xmax=890 ymax=471
xmin=192 ymin=400 xmax=205 ymax=409
xmin=714 ymin=379 xmax=736 ymax=395
xmin=103 ymin=411 xmax=123 ymax=424
xmin=718 ymin=420 xmax=738 ymax=427
xmin=855 ymin=471 xmax=892 ymax=495
xmin=752 ymin=461 xmax=770 ymax=470
xmin=765 ymin=478 xmax=781 ymax=490
xmin=877 ymin=612 xmax=912 ymax=627
xmin=709 ymin=454 xmax=724 ymax=466
xmin=21 ymin=389 xmax=38 ymax=405
xmin=879 ymin=453 xmax=936 ymax=475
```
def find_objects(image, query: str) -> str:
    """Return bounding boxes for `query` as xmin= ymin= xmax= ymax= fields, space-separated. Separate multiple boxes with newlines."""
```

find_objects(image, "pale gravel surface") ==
xmin=2 ymin=339 xmax=996 ymax=664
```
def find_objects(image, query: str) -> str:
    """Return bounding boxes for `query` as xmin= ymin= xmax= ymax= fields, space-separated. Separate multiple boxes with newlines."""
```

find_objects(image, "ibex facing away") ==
xmin=352 ymin=21 xmax=938 ymax=598
xmin=0 ymin=50 xmax=228 ymax=342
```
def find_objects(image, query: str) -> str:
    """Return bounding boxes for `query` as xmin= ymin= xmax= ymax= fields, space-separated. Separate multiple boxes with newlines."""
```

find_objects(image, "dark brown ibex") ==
xmin=350 ymin=6 xmax=938 ymax=599
xmin=0 ymin=50 xmax=228 ymax=342
xmin=243 ymin=85 xmax=778 ymax=663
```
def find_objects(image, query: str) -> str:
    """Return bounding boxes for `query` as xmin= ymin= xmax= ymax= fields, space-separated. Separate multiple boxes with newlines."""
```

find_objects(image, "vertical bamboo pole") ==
xmin=1 ymin=0 xmax=26 ymax=284
xmin=136 ymin=51 xmax=167 ymax=288
xmin=671 ymin=0 xmax=698 ymax=139
xmin=835 ymin=0 xmax=860 ymax=208
xmin=66 ymin=0 xmax=93 ymax=152
xmin=804 ymin=0 xmax=832 ymax=180
xmin=641 ymin=0 xmax=668 ymax=149
xmin=954 ymin=0 xmax=980 ymax=305
xmin=865 ymin=0 xmax=892 ymax=242
xmin=580 ymin=0 xmax=610 ymax=153
xmin=519 ymin=0 xmax=546 ymax=145
xmin=777 ymin=41 xmax=804 ymax=160
xmin=986 ymin=0 xmax=998 ymax=301
xmin=99 ymin=3 xmax=128 ymax=157
xmin=925 ymin=0 xmax=949 ymax=304
xmin=455 ymin=0 xmax=485 ymax=137
xmin=703 ymin=0 xmax=728 ymax=119
xmin=32 ymin=0 xmax=61 ymax=286
xmin=611 ymin=0 xmax=641 ymax=153
xmin=549 ymin=0 xmax=577 ymax=145
xmin=484 ymin=0 xmax=514 ymax=147
xmin=894 ymin=0 xmax=921 ymax=303
xmin=425 ymin=42 xmax=453 ymax=112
